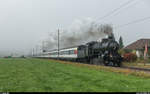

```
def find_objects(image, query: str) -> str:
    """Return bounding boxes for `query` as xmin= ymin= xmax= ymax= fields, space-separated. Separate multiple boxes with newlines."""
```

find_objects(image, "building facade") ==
xmin=124 ymin=39 xmax=150 ymax=58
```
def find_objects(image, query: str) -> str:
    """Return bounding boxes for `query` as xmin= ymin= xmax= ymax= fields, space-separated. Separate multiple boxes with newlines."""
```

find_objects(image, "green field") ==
xmin=0 ymin=58 xmax=150 ymax=92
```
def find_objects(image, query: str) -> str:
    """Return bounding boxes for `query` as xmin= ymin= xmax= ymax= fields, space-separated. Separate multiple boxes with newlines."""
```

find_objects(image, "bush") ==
xmin=118 ymin=49 xmax=126 ymax=56
xmin=123 ymin=53 xmax=137 ymax=62
xmin=119 ymin=49 xmax=133 ymax=56
xmin=4 ymin=56 xmax=12 ymax=58
xmin=20 ymin=55 xmax=26 ymax=58
xmin=124 ymin=49 xmax=133 ymax=53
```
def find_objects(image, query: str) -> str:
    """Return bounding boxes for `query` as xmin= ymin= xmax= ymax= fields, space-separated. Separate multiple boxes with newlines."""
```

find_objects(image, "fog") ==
xmin=0 ymin=0 xmax=150 ymax=56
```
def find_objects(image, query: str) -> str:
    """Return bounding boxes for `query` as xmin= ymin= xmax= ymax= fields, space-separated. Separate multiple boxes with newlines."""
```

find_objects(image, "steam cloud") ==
xmin=44 ymin=18 xmax=114 ymax=51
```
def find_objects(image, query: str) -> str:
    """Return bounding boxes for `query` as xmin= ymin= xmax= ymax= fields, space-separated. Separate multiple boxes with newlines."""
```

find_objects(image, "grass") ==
xmin=0 ymin=58 xmax=150 ymax=92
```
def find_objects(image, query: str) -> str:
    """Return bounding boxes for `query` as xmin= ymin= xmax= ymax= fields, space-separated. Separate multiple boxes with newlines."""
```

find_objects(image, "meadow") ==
xmin=0 ymin=58 xmax=150 ymax=92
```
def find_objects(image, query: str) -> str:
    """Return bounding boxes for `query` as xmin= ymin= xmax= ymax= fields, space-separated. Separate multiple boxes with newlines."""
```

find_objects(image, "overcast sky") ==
xmin=0 ymin=0 xmax=150 ymax=56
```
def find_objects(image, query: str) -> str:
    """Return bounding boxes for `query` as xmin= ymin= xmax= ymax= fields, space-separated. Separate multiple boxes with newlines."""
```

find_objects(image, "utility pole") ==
xmin=32 ymin=48 xmax=34 ymax=57
xmin=58 ymin=29 xmax=60 ymax=59
xmin=30 ymin=49 xmax=32 ymax=57
xmin=36 ymin=45 xmax=38 ymax=56
xmin=42 ymin=41 xmax=45 ymax=52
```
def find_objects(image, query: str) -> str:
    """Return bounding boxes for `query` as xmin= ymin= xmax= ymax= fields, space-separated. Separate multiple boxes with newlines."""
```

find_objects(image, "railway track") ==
xmin=96 ymin=63 xmax=150 ymax=72
xmin=75 ymin=61 xmax=150 ymax=72
xmin=78 ymin=61 xmax=150 ymax=72
xmin=120 ymin=66 xmax=150 ymax=72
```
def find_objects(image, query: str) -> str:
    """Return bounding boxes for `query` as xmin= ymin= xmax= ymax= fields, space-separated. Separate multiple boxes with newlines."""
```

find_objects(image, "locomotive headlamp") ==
xmin=110 ymin=54 xmax=113 ymax=57
xmin=113 ymin=46 xmax=116 ymax=50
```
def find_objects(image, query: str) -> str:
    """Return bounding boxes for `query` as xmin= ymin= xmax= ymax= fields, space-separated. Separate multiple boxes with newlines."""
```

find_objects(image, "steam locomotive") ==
xmin=37 ymin=35 xmax=123 ymax=67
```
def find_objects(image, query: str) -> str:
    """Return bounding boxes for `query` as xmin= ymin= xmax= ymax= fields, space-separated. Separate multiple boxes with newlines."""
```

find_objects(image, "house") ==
xmin=124 ymin=39 xmax=150 ymax=58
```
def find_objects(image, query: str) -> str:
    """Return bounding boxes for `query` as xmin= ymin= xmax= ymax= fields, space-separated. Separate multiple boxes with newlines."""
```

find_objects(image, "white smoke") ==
xmin=44 ymin=18 xmax=114 ymax=51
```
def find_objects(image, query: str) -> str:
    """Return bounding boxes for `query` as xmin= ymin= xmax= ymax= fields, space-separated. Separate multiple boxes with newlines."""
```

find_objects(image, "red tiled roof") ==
xmin=124 ymin=39 xmax=150 ymax=50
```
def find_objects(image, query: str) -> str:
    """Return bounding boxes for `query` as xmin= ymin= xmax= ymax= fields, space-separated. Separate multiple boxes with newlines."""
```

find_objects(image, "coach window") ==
xmin=69 ymin=50 xmax=71 ymax=54
xmin=70 ymin=50 xmax=74 ymax=54
xmin=62 ymin=51 xmax=64 ymax=55
xmin=63 ymin=51 xmax=65 ymax=55
xmin=69 ymin=50 xmax=72 ymax=55
xmin=54 ymin=52 xmax=56 ymax=55
xmin=64 ymin=51 xmax=69 ymax=55
xmin=63 ymin=51 xmax=66 ymax=55
xmin=60 ymin=51 xmax=62 ymax=55
xmin=61 ymin=51 xmax=64 ymax=55
xmin=65 ymin=51 xmax=68 ymax=55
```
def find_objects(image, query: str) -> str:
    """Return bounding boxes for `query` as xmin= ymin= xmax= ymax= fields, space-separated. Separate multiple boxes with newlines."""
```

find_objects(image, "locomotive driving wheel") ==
xmin=104 ymin=61 xmax=109 ymax=66
xmin=104 ymin=60 xmax=115 ymax=66
xmin=90 ymin=58 xmax=93 ymax=65
xmin=92 ymin=58 xmax=100 ymax=65
xmin=113 ymin=62 xmax=118 ymax=67
xmin=116 ymin=62 xmax=122 ymax=67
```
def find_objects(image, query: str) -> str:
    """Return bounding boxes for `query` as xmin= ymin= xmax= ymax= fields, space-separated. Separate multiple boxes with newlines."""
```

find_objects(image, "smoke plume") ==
xmin=44 ymin=18 xmax=114 ymax=51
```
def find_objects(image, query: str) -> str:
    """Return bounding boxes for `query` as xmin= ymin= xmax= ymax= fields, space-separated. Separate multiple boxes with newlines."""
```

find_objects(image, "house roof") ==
xmin=124 ymin=39 xmax=150 ymax=50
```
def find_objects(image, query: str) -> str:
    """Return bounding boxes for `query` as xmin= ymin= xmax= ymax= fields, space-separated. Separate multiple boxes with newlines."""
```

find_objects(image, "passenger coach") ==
xmin=40 ymin=46 xmax=79 ymax=61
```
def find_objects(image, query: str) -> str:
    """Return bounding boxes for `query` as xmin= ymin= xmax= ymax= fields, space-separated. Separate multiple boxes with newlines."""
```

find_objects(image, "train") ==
xmin=36 ymin=35 xmax=123 ymax=67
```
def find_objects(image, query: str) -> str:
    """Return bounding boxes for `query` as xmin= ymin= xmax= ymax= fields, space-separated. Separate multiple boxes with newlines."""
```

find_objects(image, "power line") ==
xmin=96 ymin=0 xmax=136 ymax=22
xmin=115 ymin=16 xmax=150 ymax=29
xmin=98 ymin=0 xmax=140 ymax=24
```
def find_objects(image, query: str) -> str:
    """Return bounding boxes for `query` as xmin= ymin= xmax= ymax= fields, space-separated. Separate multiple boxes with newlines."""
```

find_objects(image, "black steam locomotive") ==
xmin=77 ymin=36 xmax=122 ymax=67
xmin=37 ymin=35 xmax=123 ymax=67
